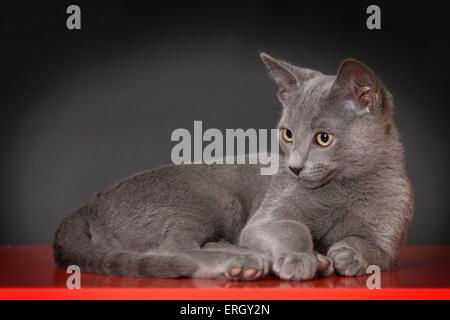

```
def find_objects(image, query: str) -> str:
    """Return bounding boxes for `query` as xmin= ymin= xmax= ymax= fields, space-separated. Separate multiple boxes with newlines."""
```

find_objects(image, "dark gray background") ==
xmin=1 ymin=1 xmax=449 ymax=244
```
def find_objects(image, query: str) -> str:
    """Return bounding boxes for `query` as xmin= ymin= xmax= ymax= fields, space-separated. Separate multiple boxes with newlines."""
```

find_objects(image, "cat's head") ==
xmin=261 ymin=53 xmax=397 ymax=188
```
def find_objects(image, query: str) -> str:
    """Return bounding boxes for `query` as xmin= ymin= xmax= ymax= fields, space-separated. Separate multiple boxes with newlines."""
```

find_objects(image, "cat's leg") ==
xmin=115 ymin=241 xmax=270 ymax=280
xmin=144 ymin=243 xmax=270 ymax=280
xmin=239 ymin=218 xmax=327 ymax=280
xmin=201 ymin=241 xmax=271 ymax=278
xmin=148 ymin=228 xmax=270 ymax=280
xmin=325 ymin=221 xmax=403 ymax=276
xmin=326 ymin=235 xmax=395 ymax=276
xmin=177 ymin=248 xmax=270 ymax=280
xmin=326 ymin=238 xmax=369 ymax=276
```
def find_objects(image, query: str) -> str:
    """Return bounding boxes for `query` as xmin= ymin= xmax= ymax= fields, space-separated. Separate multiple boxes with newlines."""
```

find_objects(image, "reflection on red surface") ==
xmin=0 ymin=245 xmax=449 ymax=299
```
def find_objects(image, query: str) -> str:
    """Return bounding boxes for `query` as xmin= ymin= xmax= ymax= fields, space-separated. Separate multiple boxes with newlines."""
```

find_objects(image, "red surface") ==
xmin=0 ymin=245 xmax=449 ymax=299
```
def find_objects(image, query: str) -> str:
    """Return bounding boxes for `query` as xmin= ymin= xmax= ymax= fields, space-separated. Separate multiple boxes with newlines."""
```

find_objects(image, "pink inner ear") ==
xmin=278 ymin=88 xmax=287 ymax=95
xmin=353 ymin=84 xmax=371 ymax=98
xmin=335 ymin=60 xmax=379 ymax=110
xmin=338 ymin=60 xmax=378 ymax=90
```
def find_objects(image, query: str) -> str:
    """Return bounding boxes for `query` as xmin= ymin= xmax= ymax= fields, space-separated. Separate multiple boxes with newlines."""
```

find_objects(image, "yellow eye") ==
xmin=316 ymin=132 xmax=334 ymax=147
xmin=281 ymin=128 xmax=294 ymax=143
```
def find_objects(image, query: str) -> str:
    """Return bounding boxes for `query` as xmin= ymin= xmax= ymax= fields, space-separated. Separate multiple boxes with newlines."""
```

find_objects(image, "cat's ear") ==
xmin=260 ymin=53 xmax=300 ymax=104
xmin=333 ymin=59 xmax=381 ymax=113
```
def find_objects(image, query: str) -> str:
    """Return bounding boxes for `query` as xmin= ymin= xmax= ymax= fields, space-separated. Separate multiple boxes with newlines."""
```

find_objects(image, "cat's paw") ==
xmin=316 ymin=253 xmax=335 ymax=277
xmin=327 ymin=242 xmax=368 ymax=276
xmin=272 ymin=252 xmax=318 ymax=281
xmin=224 ymin=253 xmax=270 ymax=281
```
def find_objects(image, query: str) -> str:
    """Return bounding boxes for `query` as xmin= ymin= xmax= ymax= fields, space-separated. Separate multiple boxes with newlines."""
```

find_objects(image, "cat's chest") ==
xmin=304 ymin=206 xmax=347 ymax=243
xmin=293 ymin=187 xmax=352 ymax=239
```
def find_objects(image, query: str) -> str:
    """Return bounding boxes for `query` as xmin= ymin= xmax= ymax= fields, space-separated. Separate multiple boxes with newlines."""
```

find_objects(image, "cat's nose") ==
xmin=289 ymin=166 xmax=303 ymax=176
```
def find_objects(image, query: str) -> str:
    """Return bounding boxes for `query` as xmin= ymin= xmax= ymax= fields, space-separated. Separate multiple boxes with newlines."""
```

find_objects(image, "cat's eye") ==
xmin=316 ymin=132 xmax=334 ymax=147
xmin=281 ymin=128 xmax=294 ymax=143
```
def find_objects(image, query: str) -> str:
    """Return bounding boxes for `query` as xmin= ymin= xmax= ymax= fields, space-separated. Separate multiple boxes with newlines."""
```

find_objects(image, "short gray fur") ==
xmin=53 ymin=53 xmax=414 ymax=281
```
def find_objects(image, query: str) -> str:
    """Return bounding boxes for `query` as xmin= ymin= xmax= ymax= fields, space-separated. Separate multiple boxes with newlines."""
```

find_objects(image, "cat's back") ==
xmin=86 ymin=163 xmax=272 ymax=218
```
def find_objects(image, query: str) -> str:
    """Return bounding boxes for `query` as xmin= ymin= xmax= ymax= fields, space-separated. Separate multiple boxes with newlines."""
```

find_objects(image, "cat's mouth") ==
xmin=300 ymin=178 xmax=332 ymax=189
xmin=292 ymin=170 xmax=335 ymax=189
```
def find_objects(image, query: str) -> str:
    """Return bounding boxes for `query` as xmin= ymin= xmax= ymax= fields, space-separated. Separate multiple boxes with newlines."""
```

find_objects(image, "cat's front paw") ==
xmin=327 ymin=242 xmax=368 ymax=276
xmin=272 ymin=252 xmax=318 ymax=281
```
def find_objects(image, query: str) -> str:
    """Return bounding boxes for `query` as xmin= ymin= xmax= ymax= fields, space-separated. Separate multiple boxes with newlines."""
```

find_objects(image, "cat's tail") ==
xmin=53 ymin=206 xmax=197 ymax=278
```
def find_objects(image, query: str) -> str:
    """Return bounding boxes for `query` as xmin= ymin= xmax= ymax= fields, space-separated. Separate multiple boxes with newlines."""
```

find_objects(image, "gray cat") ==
xmin=54 ymin=53 xmax=414 ymax=281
